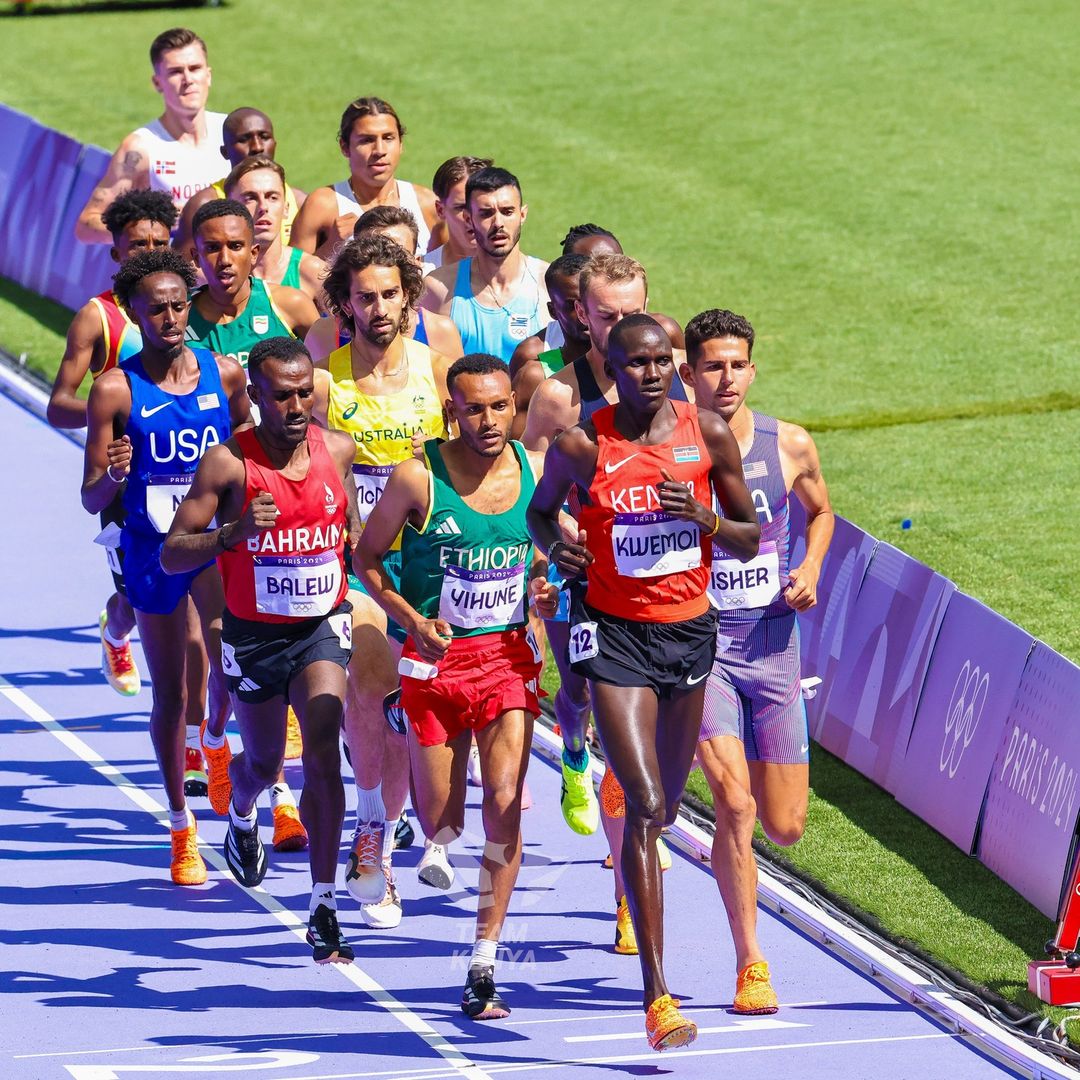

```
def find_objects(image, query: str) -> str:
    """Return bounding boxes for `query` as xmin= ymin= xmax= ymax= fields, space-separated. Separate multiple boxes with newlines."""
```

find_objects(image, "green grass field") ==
xmin=2 ymin=0 xmax=1074 ymax=1033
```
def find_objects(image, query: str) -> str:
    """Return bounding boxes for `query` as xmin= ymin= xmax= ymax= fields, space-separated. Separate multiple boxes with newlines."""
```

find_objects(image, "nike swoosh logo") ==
xmin=685 ymin=671 xmax=708 ymax=686
xmin=800 ymin=744 xmax=810 ymax=755
xmin=604 ymin=454 xmax=638 ymax=474
xmin=140 ymin=401 xmax=172 ymax=418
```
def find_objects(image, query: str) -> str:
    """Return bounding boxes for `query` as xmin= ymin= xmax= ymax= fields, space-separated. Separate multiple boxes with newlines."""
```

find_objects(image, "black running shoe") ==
xmin=383 ymin=686 xmax=407 ymax=736
xmin=307 ymin=904 xmax=354 ymax=964
xmin=462 ymin=964 xmax=510 ymax=1020
xmin=394 ymin=810 xmax=415 ymax=851
xmin=224 ymin=819 xmax=267 ymax=888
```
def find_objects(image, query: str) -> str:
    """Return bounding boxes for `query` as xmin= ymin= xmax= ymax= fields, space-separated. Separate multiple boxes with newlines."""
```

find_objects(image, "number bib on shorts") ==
xmin=254 ymin=550 xmax=343 ymax=618
xmin=352 ymin=463 xmax=393 ymax=524
xmin=145 ymin=473 xmax=193 ymax=533
xmin=709 ymin=540 xmax=780 ymax=610
xmin=611 ymin=511 xmax=702 ymax=579
xmin=439 ymin=563 xmax=526 ymax=631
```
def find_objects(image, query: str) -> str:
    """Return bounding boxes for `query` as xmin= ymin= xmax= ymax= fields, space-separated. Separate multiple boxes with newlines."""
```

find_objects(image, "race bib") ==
xmin=439 ymin=563 xmax=526 ymax=631
xmin=569 ymin=620 xmax=599 ymax=663
xmin=525 ymin=625 xmax=543 ymax=666
xmin=253 ymin=549 xmax=342 ymax=618
xmin=329 ymin=611 xmax=353 ymax=653
xmin=709 ymin=541 xmax=780 ymax=610
xmin=611 ymin=511 xmax=701 ymax=578
xmin=352 ymin=463 xmax=393 ymax=524
xmin=146 ymin=473 xmax=193 ymax=533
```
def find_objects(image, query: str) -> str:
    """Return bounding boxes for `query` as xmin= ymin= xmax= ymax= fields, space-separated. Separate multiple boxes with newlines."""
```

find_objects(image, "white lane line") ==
xmin=14 ymin=1047 xmax=161 ymax=1060
xmin=0 ymin=679 xmax=493 ymax=1080
xmin=503 ymin=999 xmax=829 ymax=1026
xmin=564 ymin=1016 xmax=807 ymax=1043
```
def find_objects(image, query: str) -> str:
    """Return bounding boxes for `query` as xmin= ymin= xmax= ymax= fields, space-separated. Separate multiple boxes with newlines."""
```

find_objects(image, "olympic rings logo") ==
xmin=940 ymin=660 xmax=989 ymax=778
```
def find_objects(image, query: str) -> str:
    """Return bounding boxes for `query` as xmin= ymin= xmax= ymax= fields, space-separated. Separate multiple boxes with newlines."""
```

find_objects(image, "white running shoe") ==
xmin=418 ymin=838 xmax=455 ymax=890
xmin=361 ymin=861 xmax=403 ymax=929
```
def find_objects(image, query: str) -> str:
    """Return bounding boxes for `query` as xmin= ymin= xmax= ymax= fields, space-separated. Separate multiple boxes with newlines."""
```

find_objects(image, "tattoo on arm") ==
xmin=122 ymin=151 xmax=142 ymax=174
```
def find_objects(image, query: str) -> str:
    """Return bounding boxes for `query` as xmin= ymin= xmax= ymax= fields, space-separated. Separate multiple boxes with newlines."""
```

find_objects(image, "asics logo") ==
xmin=940 ymin=660 xmax=989 ymax=778
xmin=685 ymin=671 xmax=708 ymax=686
xmin=140 ymin=401 xmax=172 ymax=418
xmin=604 ymin=454 xmax=638 ymax=475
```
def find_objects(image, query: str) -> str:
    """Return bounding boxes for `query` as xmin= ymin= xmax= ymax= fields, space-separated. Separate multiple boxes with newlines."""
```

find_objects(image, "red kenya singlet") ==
xmin=578 ymin=400 xmax=713 ymax=623
xmin=220 ymin=426 xmax=349 ymax=623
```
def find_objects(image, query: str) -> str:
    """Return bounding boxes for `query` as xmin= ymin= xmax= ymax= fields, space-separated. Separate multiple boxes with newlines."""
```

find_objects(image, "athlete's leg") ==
xmin=546 ymin=619 xmax=590 ymax=752
xmin=184 ymin=598 xmax=209 ymax=728
xmin=473 ymin=709 xmax=533 ymax=944
xmin=655 ymin=683 xmax=708 ymax=829
xmin=601 ymin=797 xmax=627 ymax=901
xmin=188 ymin=567 xmax=230 ymax=736
xmin=407 ymin=728 xmax=471 ymax=846
xmin=104 ymin=590 xmax=136 ymax=640
xmin=698 ymin=734 xmax=763 ymax=970
xmin=747 ymin=762 xmax=809 ymax=847
xmin=228 ymin=694 xmax=287 ymax=818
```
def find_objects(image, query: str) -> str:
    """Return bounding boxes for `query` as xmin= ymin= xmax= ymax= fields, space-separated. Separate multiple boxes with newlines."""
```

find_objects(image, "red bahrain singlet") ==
xmin=577 ymin=400 xmax=713 ymax=623
xmin=219 ymin=426 xmax=349 ymax=624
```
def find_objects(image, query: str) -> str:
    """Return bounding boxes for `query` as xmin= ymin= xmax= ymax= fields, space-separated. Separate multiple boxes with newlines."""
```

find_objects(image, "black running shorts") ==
xmin=100 ymin=497 xmax=126 ymax=596
xmin=568 ymin=593 xmax=718 ymax=699
xmin=221 ymin=600 xmax=353 ymax=704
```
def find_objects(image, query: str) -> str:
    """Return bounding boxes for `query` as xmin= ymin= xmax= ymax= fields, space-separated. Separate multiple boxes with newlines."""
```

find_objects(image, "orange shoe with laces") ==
xmin=345 ymin=820 xmax=385 ymax=902
xmin=199 ymin=719 xmax=233 ymax=816
xmin=99 ymin=610 xmax=141 ymax=696
xmin=170 ymin=818 xmax=207 ymax=886
xmin=645 ymin=994 xmax=696 ymax=1052
xmin=272 ymin=803 xmax=309 ymax=851
xmin=733 ymin=961 xmax=779 ymax=1014
xmin=284 ymin=707 xmax=303 ymax=759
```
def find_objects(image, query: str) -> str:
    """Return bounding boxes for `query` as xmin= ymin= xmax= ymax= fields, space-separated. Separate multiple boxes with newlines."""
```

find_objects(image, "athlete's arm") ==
xmin=76 ymin=134 xmax=150 ymax=244
xmin=310 ymin=368 xmax=331 ymax=427
xmin=81 ymin=368 xmax=131 ymax=513
xmin=299 ymin=253 xmax=329 ymax=310
xmin=173 ymin=185 xmax=217 ymax=256
xmin=413 ymin=185 xmax=441 ymax=238
xmin=422 ymin=310 xmax=464 ymax=360
xmin=289 ymin=186 xmax=339 ymax=257
xmin=521 ymin=375 xmax=570 ymax=454
xmin=268 ymin=284 xmax=320 ymax=339
xmin=652 ymin=313 xmax=685 ymax=351
xmin=217 ymin=354 xmax=253 ymax=430
xmin=526 ymin=425 xmax=596 ymax=582
xmin=509 ymin=358 xmax=547 ymax=441
xmin=48 ymin=303 xmax=105 ymax=428
xmin=326 ymin=429 xmax=363 ymax=555
xmin=699 ymin=410 xmax=760 ymax=560
xmin=353 ymin=457 xmax=452 ymax=661
xmin=304 ymin=317 xmax=338 ymax=367
xmin=160 ymin=442 xmax=248 ymax=573
xmin=523 ymin=447 xmax=560 ymax=617
xmin=780 ymin=421 xmax=834 ymax=611
xmin=419 ymin=263 xmax=454 ymax=314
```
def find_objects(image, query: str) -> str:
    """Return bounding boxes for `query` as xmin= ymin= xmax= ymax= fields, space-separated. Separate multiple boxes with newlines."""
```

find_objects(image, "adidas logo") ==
xmin=432 ymin=516 xmax=462 ymax=536
xmin=238 ymin=678 xmax=262 ymax=693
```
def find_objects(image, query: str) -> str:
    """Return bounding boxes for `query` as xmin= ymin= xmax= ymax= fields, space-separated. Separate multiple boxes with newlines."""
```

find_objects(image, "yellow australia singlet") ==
xmin=326 ymin=338 xmax=447 ymax=550
xmin=212 ymin=178 xmax=301 ymax=245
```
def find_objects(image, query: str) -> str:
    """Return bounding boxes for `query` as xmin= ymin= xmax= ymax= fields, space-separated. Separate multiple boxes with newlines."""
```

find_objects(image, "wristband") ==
xmin=106 ymin=464 xmax=125 ymax=484
xmin=546 ymin=538 xmax=565 ymax=561
xmin=217 ymin=524 xmax=232 ymax=552
xmin=705 ymin=511 xmax=721 ymax=538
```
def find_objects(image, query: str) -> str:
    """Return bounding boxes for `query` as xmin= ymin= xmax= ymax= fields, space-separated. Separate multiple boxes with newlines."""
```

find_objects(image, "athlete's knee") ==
xmin=149 ymin=682 xmax=187 ymax=720
xmin=482 ymin=780 xmax=523 ymax=839
xmin=710 ymin=777 xmax=756 ymax=831
xmin=301 ymin=737 xmax=342 ymax=784
xmin=623 ymin=784 xmax=666 ymax=832
xmin=759 ymin=807 xmax=806 ymax=847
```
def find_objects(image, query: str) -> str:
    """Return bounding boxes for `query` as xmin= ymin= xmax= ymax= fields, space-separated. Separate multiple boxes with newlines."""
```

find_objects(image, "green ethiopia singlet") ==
xmin=399 ymin=438 xmax=537 ymax=638
xmin=185 ymin=277 xmax=293 ymax=368
xmin=536 ymin=346 xmax=567 ymax=378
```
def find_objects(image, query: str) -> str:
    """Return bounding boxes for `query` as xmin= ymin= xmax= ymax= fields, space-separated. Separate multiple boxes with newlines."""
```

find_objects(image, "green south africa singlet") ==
xmin=399 ymin=438 xmax=537 ymax=638
xmin=185 ymin=277 xmax=293 ymax=368
xmin=536 ymin=346 xmax=567 ymax=378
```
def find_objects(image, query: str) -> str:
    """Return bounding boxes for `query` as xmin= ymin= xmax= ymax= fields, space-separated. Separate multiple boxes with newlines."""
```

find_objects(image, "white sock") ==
xmin=381 ymin=819 xmax=397 ymax=861
xmin=229 ymin=799 xmax=257 ymax=832
xmin=202 ymin=725 xmax=225 ymax=750
xmin=168 ymin=806 xmax=191 ymax=832
xmin=355 ymin=783 xmax=384 ymax=825
xmin=185 ymin=727 xmax=201 ymax=751
xmin=471 ymin=938 xmax=498 ymax=970
xmin=270 ymin=783 xmax=296 ymax=810
xmin=310 ymin=881 xmax=337 ymax=915
xmin=102 ymin=623 xmax=129 ymax=647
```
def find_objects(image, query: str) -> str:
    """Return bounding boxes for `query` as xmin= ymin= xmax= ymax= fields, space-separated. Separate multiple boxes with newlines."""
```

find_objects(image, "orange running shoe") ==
xmin=285 ymin=707 xmax=303 ymax=759
xmin=170 ymin=818 xmax=207 ymax=886
xmin=733 ymin=961 xmax=779 ymax=1014
xmin=614 ymin=896 xmax=638 ymax=955
xmin=200 ymin=719 xmax=232 ymax=816
xmin=272 ymin=804 xmax=309 ymax=852
xmin=645 ymin=994 xmax=697 ymax=1052
xmin=99 ymin=610 xmax=141 ymax=696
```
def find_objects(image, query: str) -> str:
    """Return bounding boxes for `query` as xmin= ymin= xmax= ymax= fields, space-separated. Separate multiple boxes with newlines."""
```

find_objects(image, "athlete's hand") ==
xmin=784 ymin=561 xmax=820 ymax=611
xmin=529 ymin=576 xmax=560 ymax=619
xmin=551 ymin=529 xmax=593 ymax=582
xmin=410 ymin=431 xmax=426 ymax=460
xmin=411 ymin=617 xmax=453 ymax=662
xmin=332 ymin=212 xmax=359 ymax=246
xmin=658 ymin=468 xmax=710 ymax=526
xmin=230 ymin=491 xmax=280 ymax=545
xmin=106 ymin=435 xmax=132 ymax=479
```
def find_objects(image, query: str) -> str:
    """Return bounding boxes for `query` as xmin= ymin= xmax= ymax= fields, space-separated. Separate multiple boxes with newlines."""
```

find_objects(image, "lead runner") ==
xmin=527 ymin=314 xmax=759 ymax=1051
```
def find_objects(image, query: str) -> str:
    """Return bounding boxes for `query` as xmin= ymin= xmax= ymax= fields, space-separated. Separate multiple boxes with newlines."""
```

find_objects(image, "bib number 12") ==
xmin=569 ymin=620 xmax=599 ymax=663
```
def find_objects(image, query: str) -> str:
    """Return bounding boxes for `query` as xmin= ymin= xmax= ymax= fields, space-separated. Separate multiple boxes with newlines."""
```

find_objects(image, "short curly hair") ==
xmin=322 ymin=235 xmax=423 ymax=336
xmin=112 ymin=248 xmax=197 ymax=308
xmin=684 ymin=309 xmax=756 ymax=364
xmin=101 ymin=189 xmax=177 ymax=242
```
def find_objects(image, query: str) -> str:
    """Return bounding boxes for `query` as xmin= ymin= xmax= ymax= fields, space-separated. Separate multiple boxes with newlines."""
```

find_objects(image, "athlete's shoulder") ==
xmin=696 ymin=405 xmax=737 ymax=446
xmin=425 ymin=260 xmax=458 ymax=290
xmin=321 ymin=425 xmax=356 ymax=463
xmin=776 ymin=418 xmax=818 ymax=464
xmin=213 ymin=350 xmax=246 ymax=388
xmin=269 ymin=283 xmax=318 ymax=326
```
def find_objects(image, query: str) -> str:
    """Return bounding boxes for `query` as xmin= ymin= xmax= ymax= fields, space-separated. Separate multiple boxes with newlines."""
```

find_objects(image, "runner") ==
xmin=49 ymin=189 xmax=174 ymax=699
xmin=291 ymin=96 xmax=439 ymax=262
xmin=426 ymin=156 xmax=493 ymax=272
xmin=354 ymin=352 xmax=558 ymax=1020
xmin=76 ymin=28 xmax=226 ymax=242
xmin=527 ymin=314 xmax=759 ymax=1050
xmin=304 ymin=206 xmax=463 ymax=363
xmin=185 ymin=200 xmax=319 ymax=368
xmin=560 ymin=223 xmax=623 ymax=258
xmin=223 ymin=157 xmax=325 ymax=303
xmin=173 ymin=107 xmax=306 ymax=252
xmin=680 ymin=307 xmax=834 ymax=1013
xmin=313 ymin=233 xmax=453 ymax=925
xmin=162 ymin=337 xmax=360 ymax=964
xmin=508 ymin=252 xmax=590 ymax=439
xmin=421 ymin=167 xmax=548 ymax=362
xmin=80 ymin=248 xmax=249 ymax=885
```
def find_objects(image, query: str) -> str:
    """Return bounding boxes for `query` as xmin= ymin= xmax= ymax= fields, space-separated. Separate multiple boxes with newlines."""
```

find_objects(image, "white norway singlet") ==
xmin=133 ymin=112 xmax=227 ymax=211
